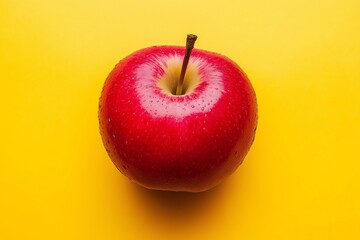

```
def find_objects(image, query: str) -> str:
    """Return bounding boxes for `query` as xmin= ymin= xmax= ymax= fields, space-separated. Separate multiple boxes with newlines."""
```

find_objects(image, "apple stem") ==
xmin=176 ymin=34 xmax=198 ymax=95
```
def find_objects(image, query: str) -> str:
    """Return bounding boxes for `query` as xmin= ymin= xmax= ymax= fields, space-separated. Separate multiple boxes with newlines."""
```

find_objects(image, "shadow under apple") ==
xmin=128 ymin=179 xmax=230 ymax=231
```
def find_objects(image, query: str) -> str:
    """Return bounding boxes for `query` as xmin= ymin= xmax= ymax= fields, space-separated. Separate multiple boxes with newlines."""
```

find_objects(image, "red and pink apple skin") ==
xmin=99 ymin=46 xmax=257 ymax=192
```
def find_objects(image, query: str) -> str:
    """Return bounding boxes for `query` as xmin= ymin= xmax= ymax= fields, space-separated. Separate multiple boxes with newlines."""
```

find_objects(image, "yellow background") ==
xmin=1 ymin=0 xmax=360 ymax=239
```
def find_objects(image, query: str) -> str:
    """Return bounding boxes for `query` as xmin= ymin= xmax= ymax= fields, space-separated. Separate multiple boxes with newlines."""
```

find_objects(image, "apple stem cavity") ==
xmin=175 ymin=34 xmax=198 ymax=95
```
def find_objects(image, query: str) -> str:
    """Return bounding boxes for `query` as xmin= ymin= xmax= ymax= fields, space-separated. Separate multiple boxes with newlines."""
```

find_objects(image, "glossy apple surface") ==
xmin=99 ymin=46 xmax=257 ymax=192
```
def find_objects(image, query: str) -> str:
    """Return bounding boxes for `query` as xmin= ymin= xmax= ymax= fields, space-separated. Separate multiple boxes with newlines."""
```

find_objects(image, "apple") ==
xmin=99 ymin=35 xmax=257 ymax=192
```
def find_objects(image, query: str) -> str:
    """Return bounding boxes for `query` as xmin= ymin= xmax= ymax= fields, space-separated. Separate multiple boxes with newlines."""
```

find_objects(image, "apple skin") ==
xmin=99 ymin=46 xmax=257 ymax=192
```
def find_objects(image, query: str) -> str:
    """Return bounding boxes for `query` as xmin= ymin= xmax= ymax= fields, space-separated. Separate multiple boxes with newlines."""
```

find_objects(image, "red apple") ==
xmin=99 ymin=35 xmax=257 ymax=192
